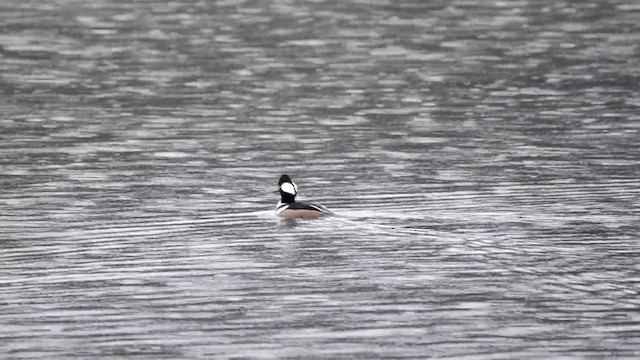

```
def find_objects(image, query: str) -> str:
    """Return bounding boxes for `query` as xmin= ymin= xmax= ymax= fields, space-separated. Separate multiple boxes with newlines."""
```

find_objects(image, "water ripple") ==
xmin=2 ymin=0 xmax=640 ymax=358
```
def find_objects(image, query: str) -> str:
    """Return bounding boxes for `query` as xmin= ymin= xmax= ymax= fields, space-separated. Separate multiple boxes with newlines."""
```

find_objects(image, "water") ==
xmin=1 ymin=0 xmax=640 ymax=358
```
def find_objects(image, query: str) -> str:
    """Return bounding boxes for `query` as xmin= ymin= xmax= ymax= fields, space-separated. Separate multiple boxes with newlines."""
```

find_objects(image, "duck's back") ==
xmin=276 ymin=201 xmax=333 ymax=219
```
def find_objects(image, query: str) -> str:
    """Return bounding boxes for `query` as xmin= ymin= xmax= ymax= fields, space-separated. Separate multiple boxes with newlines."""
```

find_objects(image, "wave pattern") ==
xmin=1 ymin=0 xmax=640 ymax=358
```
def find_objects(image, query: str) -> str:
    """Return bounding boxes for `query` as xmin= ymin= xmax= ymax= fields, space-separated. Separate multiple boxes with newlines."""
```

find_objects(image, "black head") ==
xmin=278 ymin=174 xmax=297 ymax=204
xmin=279 ymin=174 xmax=292 ymax=186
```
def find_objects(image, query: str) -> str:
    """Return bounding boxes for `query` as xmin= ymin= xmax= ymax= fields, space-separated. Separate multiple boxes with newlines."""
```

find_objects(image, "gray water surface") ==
xmin=1 ymin=0 xmax=640 ymax=359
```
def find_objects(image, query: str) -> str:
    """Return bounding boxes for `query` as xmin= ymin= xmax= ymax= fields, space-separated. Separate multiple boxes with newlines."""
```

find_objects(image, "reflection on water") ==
xmin=1 ymin=0 xmax=639 ymax=358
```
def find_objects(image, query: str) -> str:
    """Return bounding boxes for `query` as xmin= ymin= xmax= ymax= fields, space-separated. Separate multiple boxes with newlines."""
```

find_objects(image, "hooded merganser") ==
xmin=275 ymin=174 xmax=333 ymax=219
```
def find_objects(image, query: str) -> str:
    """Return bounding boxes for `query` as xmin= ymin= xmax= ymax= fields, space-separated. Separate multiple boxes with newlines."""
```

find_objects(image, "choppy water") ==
xmin=1 ymin=0 xmax=640 ymax=358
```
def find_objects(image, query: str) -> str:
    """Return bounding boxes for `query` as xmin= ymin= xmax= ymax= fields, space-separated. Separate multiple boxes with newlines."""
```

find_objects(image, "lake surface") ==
xmin=1 ymin=0 xmax=639 ymax=358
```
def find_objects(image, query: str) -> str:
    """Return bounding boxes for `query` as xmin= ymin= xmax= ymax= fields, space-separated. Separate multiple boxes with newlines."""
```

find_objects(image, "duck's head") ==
xmin=278 ymin=174 xmax=298 ymax=203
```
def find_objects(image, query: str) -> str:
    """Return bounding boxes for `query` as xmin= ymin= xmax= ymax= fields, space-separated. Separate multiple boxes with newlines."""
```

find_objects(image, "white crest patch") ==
xmin=280 ymin=182 xmax=297 ymax=195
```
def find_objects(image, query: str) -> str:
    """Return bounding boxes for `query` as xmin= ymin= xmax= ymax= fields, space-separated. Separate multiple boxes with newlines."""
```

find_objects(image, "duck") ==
xmin=275 ymin=174 xmax=333 ymax=219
